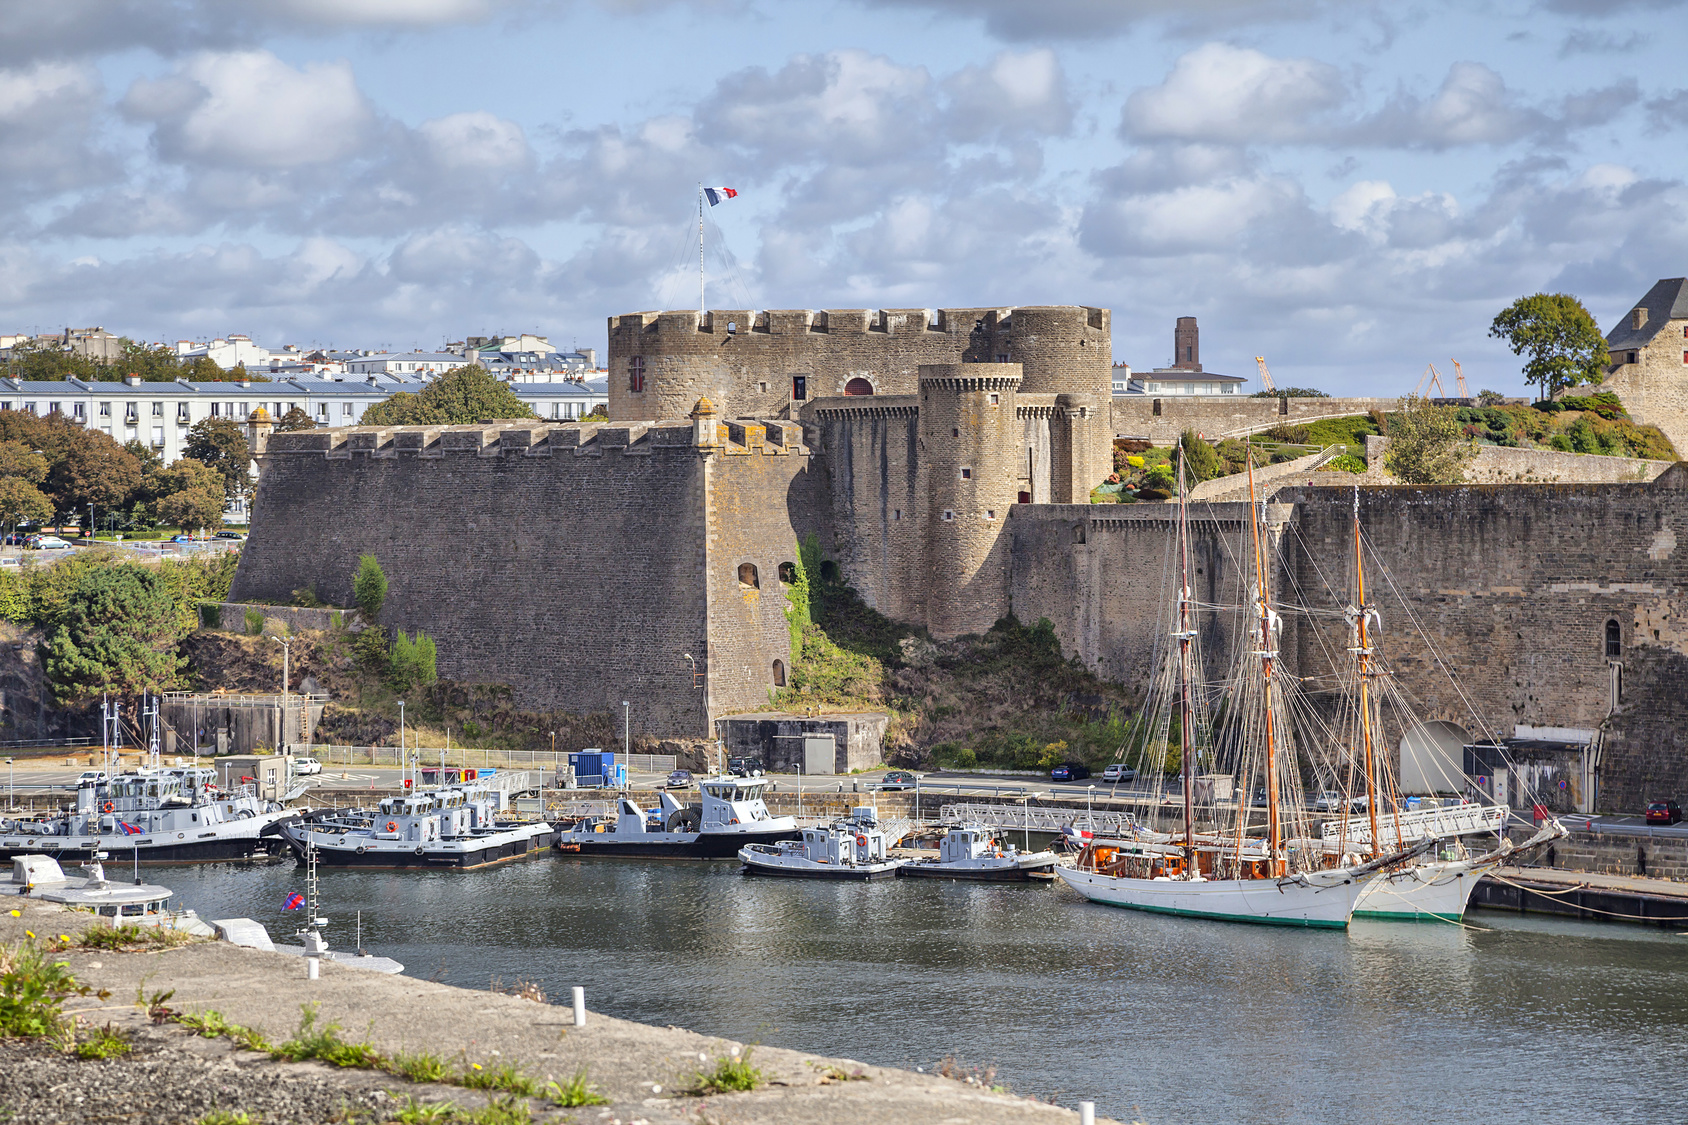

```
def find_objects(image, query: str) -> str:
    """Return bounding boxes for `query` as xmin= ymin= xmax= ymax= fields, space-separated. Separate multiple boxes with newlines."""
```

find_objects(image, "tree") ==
xmin=360 ymin=364 xmax=534 ymax=427
xmin=0 ymin=477 xmax=52 ymax=538
xmin=44 ymin=427 xmax=143 ymax=524
xmin=389 ymin=629 xmax=438 ymax=692
xmin=183 ymin=417 xmax=251 ymax=503
xmin=1179 ymin=429 xmax=1223 ymax=483
xmin=0 ymin=441 xmax=49 ymax=484
xmin=40 ymin=564 xmax=184 ymax=704
xmin=1489 ymin=293 xmax=1610 ymax=401
xmin=116 ymin=341 xmax=184 ymax=382
xmin=154 ymin=458 xmax=225 ymax=532
xmin=354 ymin=554 xmax=387 ymax=621
xmin=276 ymin=406 xmax=315 ymax=432
xmin=1383 ymin=395 xmax=1477 ymax=484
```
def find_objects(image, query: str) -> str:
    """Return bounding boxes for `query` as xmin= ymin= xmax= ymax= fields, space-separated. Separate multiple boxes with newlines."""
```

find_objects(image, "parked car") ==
xmin=1646 ymin=800 xmax=1682 ymax=825
xmin=876 ymin=770 xmax=918 ymax=791
xmin=215 ymin=531 xmax=246 ymax=541
xmin=1101 ymin=763 xmax=1136 ymax=784
xmin=290 ymin=756 xmax=323 ymax=776
xmin=1050 ymin=762 xmax=1091 ymax=782
xmin=664 ymin=769 xmax=694 ymax=789
xmin=727 ymin=757 xmax=764 ymax=777
xmin=170 ymin=534 xmax=196 ymax=543
xmin=26 ymin=535 xmax=72 ymax=550
xmin=67 ymin=770 xmax=109 ymax=790
xmin=1313 ymin=791 xmax=1347 ymax=813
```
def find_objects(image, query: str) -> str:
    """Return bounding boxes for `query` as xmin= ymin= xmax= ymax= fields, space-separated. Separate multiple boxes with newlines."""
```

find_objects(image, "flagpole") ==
xmin=698 ymin=183 xmax=705 ymax=315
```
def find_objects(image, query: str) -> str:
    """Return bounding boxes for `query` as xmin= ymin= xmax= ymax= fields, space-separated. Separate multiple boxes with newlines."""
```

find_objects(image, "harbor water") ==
xmin=157 ymin=857 xmax=1688 ymax=1124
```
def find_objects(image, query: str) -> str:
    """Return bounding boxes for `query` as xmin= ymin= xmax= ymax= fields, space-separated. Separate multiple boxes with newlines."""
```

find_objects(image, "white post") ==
xmin=307 ymin=956 xmax=320 ymax=980
xmin=1079 ymin=1102 xmax=1094 ymax=1125
xmin=572 ymin=986 xmax=586 ymax=1027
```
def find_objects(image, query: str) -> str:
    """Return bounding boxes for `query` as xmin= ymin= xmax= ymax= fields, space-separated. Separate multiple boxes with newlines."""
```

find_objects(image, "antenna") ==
xmin=698 ymin=183 xmax=706 ymax=315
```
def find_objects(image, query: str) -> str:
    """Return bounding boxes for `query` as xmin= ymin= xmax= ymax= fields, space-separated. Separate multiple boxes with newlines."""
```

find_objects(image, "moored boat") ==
xmin=739 ymin=807 xmax=903 ymax=880
xmin=280 ymin=782 xmax=552 ymax=869
xmin=899 ymin=824 xmax=1058 ymax=882
xmin=555 ymin=775 xmax=797 ymax=858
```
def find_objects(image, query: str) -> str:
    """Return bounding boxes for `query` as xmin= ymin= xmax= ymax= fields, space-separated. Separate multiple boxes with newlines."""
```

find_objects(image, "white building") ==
xmin=345 ymin=352 xmax=470 ymax=377
xmin=175 ymin=335 xmax=274 ymax=370
xmin=1120 ymin=369 xmax=1247 ymax=396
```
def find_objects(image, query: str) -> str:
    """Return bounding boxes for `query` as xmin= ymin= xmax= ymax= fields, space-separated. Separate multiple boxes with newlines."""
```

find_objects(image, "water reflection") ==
xmin=156 ymin=859 xmax=1688 ymax=1124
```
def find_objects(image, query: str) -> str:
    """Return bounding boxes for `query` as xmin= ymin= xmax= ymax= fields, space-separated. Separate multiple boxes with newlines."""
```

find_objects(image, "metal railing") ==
xmin=309 ymin=745 xmax=676 ymax=774
xmin=939 ymin=802 xmax=1136 ymax=834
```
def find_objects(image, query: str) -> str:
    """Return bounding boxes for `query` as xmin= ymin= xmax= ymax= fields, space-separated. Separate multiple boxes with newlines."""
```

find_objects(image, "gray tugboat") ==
xmin=555 ymin=775 xmax=798 ymax=858
xmin=279 ymin=780 xmax=553 ymax=869
xmin=898 ymin=823 xmax=1059 ymax=882
xmin=738 ymin=806 xmax=904 ymax=880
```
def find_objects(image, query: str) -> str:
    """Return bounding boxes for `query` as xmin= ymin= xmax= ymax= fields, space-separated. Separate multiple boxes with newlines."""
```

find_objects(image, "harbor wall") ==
xmin=1528 ymin=827 xmax=1688 ymax=881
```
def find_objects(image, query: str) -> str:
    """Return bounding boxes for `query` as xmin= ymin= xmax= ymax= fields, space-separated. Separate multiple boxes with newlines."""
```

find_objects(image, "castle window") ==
xmin=942 ymin=510 xmax=955 ymax=521
xmin=778 ymin=561 xmax=797 ymax=583
xmin=997 ymin=354 xmax=1010 ymax=363
xmin=758 ymin=382 xmax=767 ymax=393
xmin=792 ymin=376 xmax=807 ymax=401
xmin=1605 ymin=619 xmax=1621 ymax=659
xmin=1018 ymin=491 xmax=1031 ymax=503
xmin=960 ymin=467 xmax=971 ymax=480
xmin=893 ymin=509 xmax=901 ymax=520
xmin=628 ymin=356 xmax=646 ymax=393
xmin=738 ymin=562 xmax=759 ymax=589
xmin=772 ymin=660 xmax=786 ymax=688
xmin=952 ymin=428 xmax=959 ymax=437
xmin=985 ymin=510 xmax=997 ymax=520
xmin=844 ymin=377 xmax=874 ymax=396
xmin=989 ymin=393 xmax=999 ymax=405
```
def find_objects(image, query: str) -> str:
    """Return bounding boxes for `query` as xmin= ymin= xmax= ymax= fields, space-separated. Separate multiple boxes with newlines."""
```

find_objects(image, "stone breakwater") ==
xmin=0 ymin=899 xmax=1115 ymax=1125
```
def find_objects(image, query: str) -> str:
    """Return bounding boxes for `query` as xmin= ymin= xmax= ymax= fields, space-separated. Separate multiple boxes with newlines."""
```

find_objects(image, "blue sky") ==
xmin=1 ymin=0 xmax=1684 ymax=394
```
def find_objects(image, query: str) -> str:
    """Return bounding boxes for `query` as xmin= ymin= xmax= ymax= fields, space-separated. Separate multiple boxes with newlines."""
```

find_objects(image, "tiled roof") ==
xmin=1606 ymin=278 xmax=1688 ymax=350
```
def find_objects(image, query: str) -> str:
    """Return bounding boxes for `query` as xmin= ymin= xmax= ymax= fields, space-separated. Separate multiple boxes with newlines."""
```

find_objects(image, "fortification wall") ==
xmin=233 ymin=420 xmax=808 ymax=737
xmin=608 ymin=305 xmax=1111 ymax=430
xmin=1602 ymin=314 xmax=1688 ymax=455
xmin=1112 ymin=396 xmax=1397 ymax=444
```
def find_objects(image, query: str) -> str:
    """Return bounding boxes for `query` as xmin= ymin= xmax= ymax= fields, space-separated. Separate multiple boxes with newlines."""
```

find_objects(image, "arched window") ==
xmin=738 ymin=563 xmax=759 ymax=589
xmin=778 ymin=561 xmax=797 ymax=584
xmin=1605 ymin=619 xmax=1621 ymax=659
xmin=843 ymin=378 xmax=874 ymax=396
xmin=772 ymin=659 xmax=786 ymax=688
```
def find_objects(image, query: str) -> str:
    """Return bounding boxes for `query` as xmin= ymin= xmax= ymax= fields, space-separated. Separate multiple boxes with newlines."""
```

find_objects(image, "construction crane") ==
xmin=1413 ymin=362 xmax=1448 ymax=398
xmin=1254 ymin=356 xmax=1277 ymax=394
xmin=1449 ymin=359 xmax=1470 ymax=398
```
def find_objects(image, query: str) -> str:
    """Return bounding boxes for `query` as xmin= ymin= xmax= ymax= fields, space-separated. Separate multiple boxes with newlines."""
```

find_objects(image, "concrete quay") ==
xmin=0 ymin=899 xmax=1120 ymax=1125
xmin=1472 ymin=865 xmax=1688 ymax=928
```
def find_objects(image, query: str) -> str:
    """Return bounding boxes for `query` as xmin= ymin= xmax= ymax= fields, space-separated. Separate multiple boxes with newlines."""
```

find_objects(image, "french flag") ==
xmin=703 ymin=187 xmax=738 ymax=206
xmin=282 ymin=892 xmax=305 ymax=911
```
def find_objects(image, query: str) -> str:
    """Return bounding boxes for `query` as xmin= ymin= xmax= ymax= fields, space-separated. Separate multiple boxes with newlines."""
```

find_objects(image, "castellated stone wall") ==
xmin=1111 ymin=395 xmax=1400 ymax=444
xmin=1007 ymin=470 xmax=1688 ymax=812
xmin=607 ymin=305 xmax=1112 ymax=434
xmin=231 ymin=418 xmax=817 ymax=737
xmin=1601 ymin=314 xmax=1688 ymax=455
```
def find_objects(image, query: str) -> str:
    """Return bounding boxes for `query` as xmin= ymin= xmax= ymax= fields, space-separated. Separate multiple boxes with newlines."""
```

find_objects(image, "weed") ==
xmin=815 ymin=1064 xmax=867 ymax=1084
xmin=545 ymin=1069 xmax=609 ymax=1107
xmin=270 ymin=1003 xmax=385 ymax=1069
xmin=460 ymin=1097 xmax=532 ymax=1125
xmin=458 ymin=1061 xmax=539 ymax=1097
xmin=138 ymin=984 xmax=177 ymax=1024
xmin=73 ymin=1022 xmax=132 ymax=1059
xmin=488 ymin=976 xmax=546 ymax=1004
xmin=391 ymin=1099 xmax=456 ymax=1123
xmin=1 ymin=938 xmax=105 ymax=1039
xmin=228 ymin=1023 xmax=272 ymax=1053
xmin=690 ymin=1047 xmax=765 ymax=1095
xmin=934 ymin=1055 xmax=1009 ymax=1094
xmin=390 ymin=1049 xmax=452 ymax=1083
xmin=77 ymin=924 xmax=194 ymax=951
xmin=196 ymin=1113 xmax=257 ymax=1125
xmin=177 ymin=1009 xmax=231 ymax=1038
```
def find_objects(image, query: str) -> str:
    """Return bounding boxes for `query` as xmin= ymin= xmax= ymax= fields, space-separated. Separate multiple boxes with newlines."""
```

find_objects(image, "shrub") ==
xmin=390 ymin=629 xmax=439 ymax=693
xmin=244 ymin=608 xmax=263 ymax=636
xmin=0 ymin=938 xmax=95 ymax=1039
xmin=1323 ymin=453 xmax=1367 ymax=474
xmin=198 ymin=602 xmax=222 ymax=629
xmin=354 ymin=554 xmax=388 ymax=621
xmin=1263 ymin=422 xmax=1310 ymax=444
xmin=74 ymin=1022 xmax=132 ymax=1059
xmin=690 ymin=1048 xmax=765 ymax=1095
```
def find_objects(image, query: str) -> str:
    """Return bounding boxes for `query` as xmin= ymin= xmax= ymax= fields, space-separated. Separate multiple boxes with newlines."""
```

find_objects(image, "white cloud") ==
xmin=123 ymin=51 xmax=375 ymax=169
xmin=1121 ymin=44 xmax=1346 ymax=144
xmin=419 ymin=111 xmax=533 ymax=170
xmin=0 ymin=61 xmax=116 ymax=200
xmin=944 ymin=49 xmax=1073 ymax=141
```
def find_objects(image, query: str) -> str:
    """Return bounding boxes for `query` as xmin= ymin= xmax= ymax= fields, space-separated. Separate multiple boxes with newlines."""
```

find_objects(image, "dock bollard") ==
xmin=307 ymin=957 xmax=319 ymax=980
xmin=572 ymin=986 xmax=586 ymax=1027
xmin=1079 ymin=1101 xmax=1094 ymax=1125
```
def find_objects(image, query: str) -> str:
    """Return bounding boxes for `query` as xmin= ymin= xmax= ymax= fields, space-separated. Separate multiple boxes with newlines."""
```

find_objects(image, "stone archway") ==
xmin=843 ymin=378 xmax=874 ymax=396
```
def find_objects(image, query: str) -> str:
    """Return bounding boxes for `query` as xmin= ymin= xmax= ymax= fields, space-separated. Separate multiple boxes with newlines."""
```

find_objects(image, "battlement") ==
xmin=259 ymin=418 xmax=807 ymax=461
xmin=609 ymin=305 xmax=1108 ymax=341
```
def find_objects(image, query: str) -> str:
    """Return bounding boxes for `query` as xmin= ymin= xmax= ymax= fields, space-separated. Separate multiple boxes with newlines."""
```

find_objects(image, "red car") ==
xmin=1645 ymin=800 xmax=1682 ymax=825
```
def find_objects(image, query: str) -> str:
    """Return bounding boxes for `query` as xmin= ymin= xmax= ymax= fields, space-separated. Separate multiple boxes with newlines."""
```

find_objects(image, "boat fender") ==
xmin=416 ymin=847 xmax=424 ymax=855
xmin=102 ymin=802 xmax=114 ymax=813
xmin=239 ymin=810 xmax=253 ymax=819
xmin=356 ymin=846 xmax=366 ymax=854
xmin=855 ymin=833 xmax=868 ymax=847
xmin=386 ymin=821 xmax=397 ymax=832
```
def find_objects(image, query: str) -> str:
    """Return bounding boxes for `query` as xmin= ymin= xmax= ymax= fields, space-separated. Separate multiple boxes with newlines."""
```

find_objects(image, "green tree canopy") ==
xmin=1489 ymin=293 xmax=1610 ymax=401
xmin=1178 ymin=429 xmax=1223 ymax=483
xmin=1384 ymin=395 xmax=1477 ymax=484
xmin=0 ymin=477 xmax=53 ymax=533
xmin=183 ymin=417 xmax=252 ymax=502
xmin=354 ymin=553 xmax=387 ymax=621
xmin=276 ymin=406 xmax=316 ymax=432
xmin=0 ymin=411 xmax=145 ymax=520
xmin=360 ymin=364 xmax=535 ymax=427
xmin=0 ymin=441 xmax=49 ymax=484
xmin=40 ymin=563 xmax=185 ymax=704
xmin=154 ymin=458 xmax=226 ymax=532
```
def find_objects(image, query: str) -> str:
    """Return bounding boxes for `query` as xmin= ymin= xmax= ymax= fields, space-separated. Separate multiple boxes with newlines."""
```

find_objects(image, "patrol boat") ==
xmin=898 ymin=823 xmax=1059 ymax=882
xmin=738 ymin=807 xmax=904 ymax=880
xmin=555 ymin=775 xmax=797 ymax=858
xmin=279 ymin=781 xmax=554 ymax=869
xmin=0 ymin=767 xmax=298 ymax=865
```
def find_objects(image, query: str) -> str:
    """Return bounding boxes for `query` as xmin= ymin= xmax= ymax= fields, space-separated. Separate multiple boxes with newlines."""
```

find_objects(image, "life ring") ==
xmin=386 ymin=821 xmax=397 ymax=832
xmin=102 ymin=802 xmax=114 ymax=813
xmin=415 ymin=847 xmax=425 ymax=856
xmin=854 ymin=833 xmax=868 ymax=847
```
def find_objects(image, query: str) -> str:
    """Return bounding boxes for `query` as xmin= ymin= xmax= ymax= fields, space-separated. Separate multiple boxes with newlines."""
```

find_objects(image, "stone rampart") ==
xmin=1111 ymin=395 xmax=1397 ymax=444
xmin=1361 ymin=435 xmax=1672 ymax=484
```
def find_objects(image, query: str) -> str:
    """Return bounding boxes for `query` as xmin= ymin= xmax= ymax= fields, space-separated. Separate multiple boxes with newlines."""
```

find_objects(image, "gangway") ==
xmin=939 ymin=802 xmax=1138 ymax=836
xmin=1321 ymin=802 xmax=1506 ymax=849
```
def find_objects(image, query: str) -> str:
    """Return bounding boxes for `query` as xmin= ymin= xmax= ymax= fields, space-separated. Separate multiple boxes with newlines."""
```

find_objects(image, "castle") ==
xmin=231 ymin=302 xmax=1688 ymax=812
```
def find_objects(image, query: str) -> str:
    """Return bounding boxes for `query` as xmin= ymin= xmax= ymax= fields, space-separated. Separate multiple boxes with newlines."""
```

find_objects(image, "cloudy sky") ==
xmin=1 ymin=0 xmax=1684 ymax=394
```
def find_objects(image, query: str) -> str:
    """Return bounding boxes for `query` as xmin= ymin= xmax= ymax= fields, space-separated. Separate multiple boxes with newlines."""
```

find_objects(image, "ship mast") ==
xmin=1351 ymin=488 xmax=1384 ymax=854
xmin=1174 ymin=447 xmax=1197 ymax=873
xmin=1245 ymin=449 xmax=1284 ymax=876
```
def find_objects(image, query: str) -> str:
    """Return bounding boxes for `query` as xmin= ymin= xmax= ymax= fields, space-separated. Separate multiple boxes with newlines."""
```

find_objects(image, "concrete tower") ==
xmin=1173 ymin=316 xmax=1201 ymax=371
xmin=917 ymin=363 xmax=1023 ymax=639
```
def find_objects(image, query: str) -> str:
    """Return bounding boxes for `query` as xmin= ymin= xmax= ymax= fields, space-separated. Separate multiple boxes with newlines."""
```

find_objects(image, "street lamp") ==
xmin=397 ymin=700 xmax=406 ymax=786
xmin=621 ymin=701 xmax=630 ymax=787
xmin=270 ymin=635 xmax=290 ymax=754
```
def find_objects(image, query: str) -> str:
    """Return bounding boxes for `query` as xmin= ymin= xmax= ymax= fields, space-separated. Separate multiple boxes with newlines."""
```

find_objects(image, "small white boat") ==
xmin=739 ymin=808 xmax=904 ymax=880
xmin=1 ymin=853 xmax=213 ymax=934
xmin=899 ymin=824 xmax=1058 ymax=882
xmin=282 ymin=782 xmax=552 ymax=870
xmin=556 ymin=775 xmax=797 ymax=858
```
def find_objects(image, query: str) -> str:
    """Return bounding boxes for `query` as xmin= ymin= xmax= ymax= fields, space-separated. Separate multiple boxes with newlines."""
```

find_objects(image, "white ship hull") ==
xmin=1353 ymin=860 xmax=1480 ymax=922
xmin=1057 ymin=866 xmax=1367 ymax=929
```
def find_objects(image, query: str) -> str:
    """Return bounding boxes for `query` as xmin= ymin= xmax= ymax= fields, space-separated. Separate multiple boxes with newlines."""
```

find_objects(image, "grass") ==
xmin=173 ymin=1008 xmax=272 ymax=1052
xmin=195 ymin=1113 xmax=257 ymax=1125
xmin=391 ymin=1049 xmax=453 ymax=1083
xmin=269 ymin=1003 xmax=386 ymax=1069
xmin=690 ymin=1048 xmax=765 ymax=1095
xmin=73 ymin=1022 xmax=132 ymax=1059
xmin=392 ymin=1098 xmax=531 ymax=1125
xmin=76 ymin=923 xmax=195 ymax=951
xmin=545 ymin=1070 xmax=609 ymax=1107
xmin=458 ymin=1061 xmax=540 ymax=1097
xmin=1 ymin=937 xmax=107 ymax=1040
